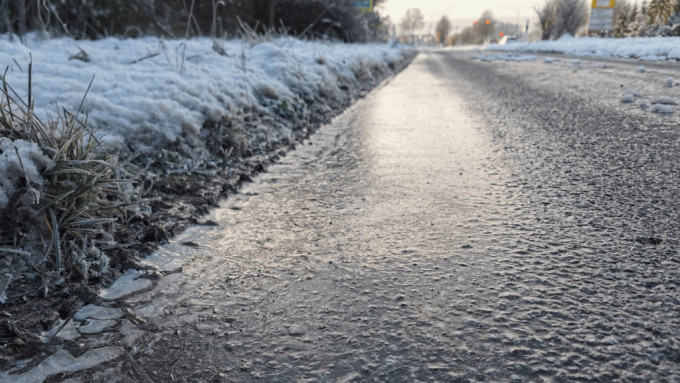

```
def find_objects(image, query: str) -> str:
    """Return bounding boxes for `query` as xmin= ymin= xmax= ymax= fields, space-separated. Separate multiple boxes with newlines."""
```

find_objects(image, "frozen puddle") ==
xmin=74 ymin=304 xmax=124 ymax=321
xmin=99 ymin=269 xmax=152 ymax=300
xmin=0 ymin=347 xmax=123 ymax=383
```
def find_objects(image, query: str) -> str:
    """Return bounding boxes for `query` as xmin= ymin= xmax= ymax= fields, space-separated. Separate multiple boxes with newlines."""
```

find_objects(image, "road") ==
xmin=76 ymin=50 xmax=680 ymax=382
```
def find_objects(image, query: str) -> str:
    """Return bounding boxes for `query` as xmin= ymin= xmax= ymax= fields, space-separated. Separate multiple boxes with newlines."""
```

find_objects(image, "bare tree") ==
xmin=613 ymin=0 xmax=634 ymax=37
xmin=535 ymin=0 xmax=588 ymax=39
xmin=399 ymin=8 xmax=424 ymax=42
xmin=476 ymin=10 xmax=495 ymax=42
xmin=535 ymin=1 xmax=557 ymax=40
xmin=553 ymin=0 xmax=589 ymax=37
xmin=434 ymin=15 xmax=451 ymax=43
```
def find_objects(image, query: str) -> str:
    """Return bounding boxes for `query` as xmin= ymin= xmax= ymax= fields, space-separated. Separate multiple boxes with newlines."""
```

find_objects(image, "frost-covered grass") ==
xmin=488 ymin=35 xmax=680 ymax=61
xmin=0 ymin=70 xmax=134 ymax=290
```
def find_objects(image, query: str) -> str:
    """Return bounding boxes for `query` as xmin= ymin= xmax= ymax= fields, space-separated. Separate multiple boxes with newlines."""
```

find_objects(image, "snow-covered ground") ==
xmin=1 ymin=34 xmax=411 ymax=160
xmin=486 ymin=35 xmax=680 ymax=62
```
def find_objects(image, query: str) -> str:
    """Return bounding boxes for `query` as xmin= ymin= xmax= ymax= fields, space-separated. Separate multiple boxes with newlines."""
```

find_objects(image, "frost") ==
xmin=0 ymin=138 xmax=52 ymax=210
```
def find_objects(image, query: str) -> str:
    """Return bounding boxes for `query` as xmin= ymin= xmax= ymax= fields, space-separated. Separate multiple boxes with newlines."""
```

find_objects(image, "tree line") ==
xmin=0 ymin=0 xmax=390 ymax=42
xmin=444 ymin=0 xmax=680 ymax=46
xmin=535 ymin=0 xmax=680 ymax=40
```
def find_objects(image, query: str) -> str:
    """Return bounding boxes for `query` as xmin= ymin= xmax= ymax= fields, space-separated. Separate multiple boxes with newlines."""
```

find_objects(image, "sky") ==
xmin=376 ymin=0 xmax=544 ymax=32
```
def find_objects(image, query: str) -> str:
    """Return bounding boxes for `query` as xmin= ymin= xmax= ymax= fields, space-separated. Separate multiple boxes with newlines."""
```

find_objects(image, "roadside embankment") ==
xmin=0 ymin=34 xmax=415 ymax=369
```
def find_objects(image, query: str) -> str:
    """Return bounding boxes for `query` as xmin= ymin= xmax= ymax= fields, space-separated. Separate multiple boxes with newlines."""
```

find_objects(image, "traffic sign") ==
xmin=352 ymin=0 xmax=373 ymax=13
xmin=589 ymin=0 xmax=616 ymax=31
xmin=592 ymin=0 xmax=615 ymax=7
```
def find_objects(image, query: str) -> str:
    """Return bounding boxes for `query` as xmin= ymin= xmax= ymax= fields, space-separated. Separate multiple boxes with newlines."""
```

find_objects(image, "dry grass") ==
xmin=0 ymin=64 xmax=135 ymax=284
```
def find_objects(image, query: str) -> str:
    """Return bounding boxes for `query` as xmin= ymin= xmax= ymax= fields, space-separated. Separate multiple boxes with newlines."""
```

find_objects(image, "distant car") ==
xmin=499 ymin=36 xmax=518 ymax=45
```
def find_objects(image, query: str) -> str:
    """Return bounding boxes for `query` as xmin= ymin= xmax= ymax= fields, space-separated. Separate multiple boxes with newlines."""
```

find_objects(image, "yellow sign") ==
xmin=592 ymin=0 xmax=615 ymax=8
xmin=353 ymin=0 xmax=374 ymax=13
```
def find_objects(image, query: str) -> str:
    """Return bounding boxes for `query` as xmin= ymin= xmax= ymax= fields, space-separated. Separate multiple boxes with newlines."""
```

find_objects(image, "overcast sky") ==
xmin=377 ymin=0 xmax=643 ymax=32
xmin=376 ymin=0 xmax=543 ymax=30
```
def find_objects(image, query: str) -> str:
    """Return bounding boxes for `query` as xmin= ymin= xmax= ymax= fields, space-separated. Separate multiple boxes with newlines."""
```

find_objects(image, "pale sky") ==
xmin=377 ymin=0 xmax=543 ymax=31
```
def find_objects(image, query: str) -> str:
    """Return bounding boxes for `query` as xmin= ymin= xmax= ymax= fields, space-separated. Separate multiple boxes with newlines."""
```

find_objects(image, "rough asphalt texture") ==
xmin=40 ymin=51 xmax=680 ymax=381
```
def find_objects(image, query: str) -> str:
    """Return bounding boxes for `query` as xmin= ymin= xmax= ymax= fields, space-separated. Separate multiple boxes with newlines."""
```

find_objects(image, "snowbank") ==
xmin=1 ymin=35 xmax=412 ymax=159
xmin=487 ymin=36 xmax=680 ymax=61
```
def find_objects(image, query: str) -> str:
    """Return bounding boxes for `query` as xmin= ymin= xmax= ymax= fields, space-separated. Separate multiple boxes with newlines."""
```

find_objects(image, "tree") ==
xmin=434 ymin=16 xmax=451 ymax=43
xmin=535 ymin=1 xmax=557 ymax=40
xmin=613 ymin=0 xmax=633 ymax=37
xmin=647 ymin=0 xmax=677 ymax=25
xmin=476 ymin=10 xmax=495 ymax=41
xmin=535 ymin=0 xmax=588 ymax=39
xmin=553 ymin=0 xmax=588 ymax=37
xmin=399 ymin=8 xmax=424 ymax=42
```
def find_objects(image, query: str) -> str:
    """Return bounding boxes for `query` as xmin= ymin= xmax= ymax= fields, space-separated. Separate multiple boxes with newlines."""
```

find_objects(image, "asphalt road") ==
xmin=72 ymin=50 xmax=680 ymax=382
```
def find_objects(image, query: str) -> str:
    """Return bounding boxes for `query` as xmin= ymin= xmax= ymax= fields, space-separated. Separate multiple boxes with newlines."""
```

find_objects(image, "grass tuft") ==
xmin=0 ymin=63 xmax=136 ymax=287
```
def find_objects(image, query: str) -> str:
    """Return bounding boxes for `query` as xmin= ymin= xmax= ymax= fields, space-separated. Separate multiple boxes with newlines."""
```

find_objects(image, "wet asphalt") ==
xmin=75 ymin=51 xmax=680 ymax=382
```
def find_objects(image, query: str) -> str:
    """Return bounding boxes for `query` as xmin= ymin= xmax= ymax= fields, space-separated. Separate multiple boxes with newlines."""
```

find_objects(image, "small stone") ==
xmin=652 ymin=97 xmax=678 ymax=105
xmin=620 ymin=94 xmax=635 ymax=103
xmin=650 ymin=104 xmax=674 ymax=114
xmin=636 ymin=66 xmax=646 ymax=73
xmin=640 ymin=99 xmax=652 ymax=109
xmin=664 ymin=77 xmax=674 ymax=87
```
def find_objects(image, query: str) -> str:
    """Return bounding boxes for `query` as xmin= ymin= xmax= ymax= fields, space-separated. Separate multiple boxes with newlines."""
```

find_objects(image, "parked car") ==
xmin=499 ymin=35 xmax=518 ymax=45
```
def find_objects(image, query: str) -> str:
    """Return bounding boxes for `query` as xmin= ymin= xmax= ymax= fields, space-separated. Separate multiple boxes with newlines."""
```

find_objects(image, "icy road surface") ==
xmin=73 ymin=51 xmax=679 ymax=382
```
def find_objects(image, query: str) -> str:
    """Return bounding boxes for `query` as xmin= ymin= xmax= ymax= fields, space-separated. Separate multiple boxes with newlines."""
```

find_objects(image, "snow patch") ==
xmin=488 ymin=36 xmax=680 ymax=62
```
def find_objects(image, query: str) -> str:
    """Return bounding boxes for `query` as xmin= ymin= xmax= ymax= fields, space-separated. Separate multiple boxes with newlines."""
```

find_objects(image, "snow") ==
xmin=488 ymin=36 xmax=680 ymax=62
xmin=472 ymin=53 xmax=537 ymax=62
xmin=0 ymin=33 xmax=411 ymax=163
xmin=0 ymin=138 xmax=52 ymax=209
